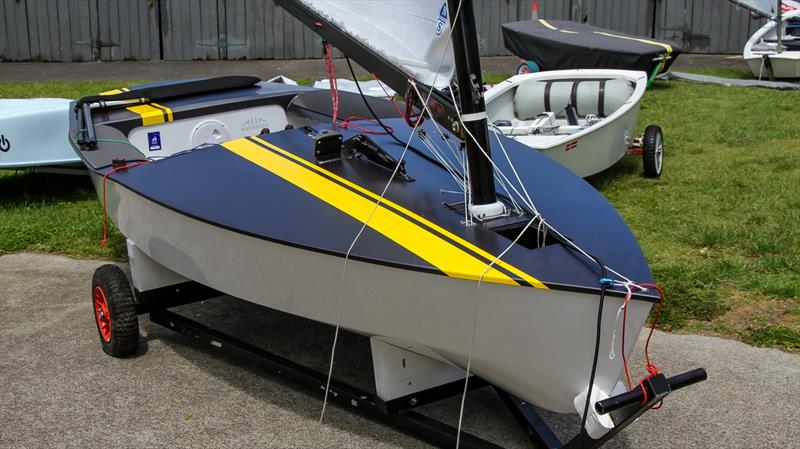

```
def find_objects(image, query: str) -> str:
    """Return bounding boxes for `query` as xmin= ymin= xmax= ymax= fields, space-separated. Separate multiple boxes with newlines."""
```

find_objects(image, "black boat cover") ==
xmin=502 ymin=19 xmax=681 ymax=75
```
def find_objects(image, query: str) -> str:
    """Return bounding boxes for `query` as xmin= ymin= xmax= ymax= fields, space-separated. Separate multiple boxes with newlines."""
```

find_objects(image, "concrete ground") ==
xmin=0 ymin=54 xmax=748 ymax=83
xmin=1 ymin=252 xmax=797 ymax=449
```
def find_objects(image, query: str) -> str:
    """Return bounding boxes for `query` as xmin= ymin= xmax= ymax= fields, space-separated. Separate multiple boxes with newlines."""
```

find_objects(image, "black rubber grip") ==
xmin=595 ymin=368 xmax=707 ymax=415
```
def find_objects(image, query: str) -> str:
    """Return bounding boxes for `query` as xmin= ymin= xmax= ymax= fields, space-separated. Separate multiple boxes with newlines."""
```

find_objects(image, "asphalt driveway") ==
xmin=0 ymin=252 xmax=797 ymax=448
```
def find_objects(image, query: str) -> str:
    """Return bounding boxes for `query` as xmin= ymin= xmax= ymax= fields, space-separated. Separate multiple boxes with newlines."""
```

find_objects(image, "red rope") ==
xmin=324 ymin=42 xmax=339 ymax=127
xmin=620 ymin=282 xmax=666 ymax=407
xmin=101 ymin=161 xmax=149 ymax=246
xmin=338 ymin=116 xmax=393 ymax=135
xmin=370 ymin=72 xmax=407 ymax=119
xmin=638 ymin=283 xmax=665 ymax=407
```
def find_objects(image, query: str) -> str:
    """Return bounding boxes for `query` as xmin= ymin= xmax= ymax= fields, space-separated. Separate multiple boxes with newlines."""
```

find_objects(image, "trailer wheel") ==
xmin=516 ymin=60 xmax=540 ymax=75
xmin=642 ymin=125 xmax=664 ymax=178
xmin=91 ymin=264 xmax=139 ymax=357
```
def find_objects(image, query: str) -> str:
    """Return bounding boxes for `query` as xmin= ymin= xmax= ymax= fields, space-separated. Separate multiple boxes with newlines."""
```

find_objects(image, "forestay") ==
xmin=296 ymin=0 xmax=455 ymax=89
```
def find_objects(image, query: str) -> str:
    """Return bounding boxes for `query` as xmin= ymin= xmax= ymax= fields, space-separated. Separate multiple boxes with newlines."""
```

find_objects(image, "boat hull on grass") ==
xmin=744 ymin=10 xmax=800 ymax=79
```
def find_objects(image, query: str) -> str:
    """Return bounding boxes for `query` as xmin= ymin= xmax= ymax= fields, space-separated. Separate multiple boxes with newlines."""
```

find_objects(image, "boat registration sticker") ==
xmin=566 ymin=141 xmax=578 ymax=151
xmin=148 ymin=131 xmax=162 ymax=151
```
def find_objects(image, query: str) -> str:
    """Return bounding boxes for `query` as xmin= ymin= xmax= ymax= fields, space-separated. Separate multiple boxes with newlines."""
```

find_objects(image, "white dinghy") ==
xmin=485 ymin=69 xmax=663 ymax=178
xmin=733 ymin=0 xmax=800 ymax=79
xmin=0 ymin=98 xmax=83 ymax=172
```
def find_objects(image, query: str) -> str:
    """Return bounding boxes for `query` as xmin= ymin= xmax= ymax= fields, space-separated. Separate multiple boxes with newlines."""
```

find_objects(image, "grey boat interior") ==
xmin=486 ymin=77 xmax=636 ymax=137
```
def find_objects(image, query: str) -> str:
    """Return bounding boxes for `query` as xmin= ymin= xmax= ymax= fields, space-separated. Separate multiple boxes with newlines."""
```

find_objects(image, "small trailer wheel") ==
xmin=516 ymin=60 xmax=540 ymax=75
xmin=91 ymin=264 xmax=139 ymax=357
xmin=642 ymin=124 xmax=664 ymax=178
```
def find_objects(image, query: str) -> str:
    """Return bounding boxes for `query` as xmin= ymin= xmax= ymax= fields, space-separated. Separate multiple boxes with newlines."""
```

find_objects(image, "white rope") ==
xmin=319 ymin=0 xmax=465 ymax=429
xmin=456 ymin=92 xmax=638 ymax=283
xmin=608 ymin=281 xmax=647 ymax=360
xmin=489 ymin=125 xmax=538 ymax=213
xmin=455 ymin=212 xmax=540 ymax=448
xmin=418 ymin=130 xmax=466 ymax=191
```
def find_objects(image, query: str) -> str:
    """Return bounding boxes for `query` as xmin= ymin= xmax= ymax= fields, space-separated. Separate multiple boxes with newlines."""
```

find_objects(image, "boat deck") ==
xmin=100 ymin=118 xmax=655 ymax=298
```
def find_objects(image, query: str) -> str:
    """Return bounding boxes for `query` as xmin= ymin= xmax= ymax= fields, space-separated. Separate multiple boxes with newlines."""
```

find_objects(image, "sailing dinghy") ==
xmin=731 ymin=0 xmax=800 ymax=79
xmin=0 ymin=98 xmax=83 ymax=172
xmin=484 ymin=69 xmax=664 ymax=178
xmin=74 ymin=1 xmax=705 ymax=446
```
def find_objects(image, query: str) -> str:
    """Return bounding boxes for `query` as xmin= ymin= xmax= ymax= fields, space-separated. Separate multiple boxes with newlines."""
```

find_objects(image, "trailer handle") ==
xmin=595 ymin=368 xmax=707 ymax=415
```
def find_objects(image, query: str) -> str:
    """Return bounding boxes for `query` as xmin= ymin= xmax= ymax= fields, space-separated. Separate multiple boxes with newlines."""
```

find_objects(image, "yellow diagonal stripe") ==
xmin=539 ymin=19 xmax=558 ymax=30
xmin=248 ymin=136 xmax=548 ymax=289
xmin=593 ymin=31 xmax=672 ymax=55
xmin=223 ymin=138 xmax=527 ymax=286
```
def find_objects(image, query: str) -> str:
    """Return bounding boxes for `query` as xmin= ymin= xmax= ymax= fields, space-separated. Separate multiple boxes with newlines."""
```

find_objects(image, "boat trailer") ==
xmin=92 ymin=245 xmax=706 ymax=449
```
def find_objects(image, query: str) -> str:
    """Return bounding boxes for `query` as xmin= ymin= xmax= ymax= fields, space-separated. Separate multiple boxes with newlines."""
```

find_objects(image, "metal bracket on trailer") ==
xmin=142 ymin=281 xmax=706 ymax=449
xmin=147 ymin=307 xmax=501 ymax=449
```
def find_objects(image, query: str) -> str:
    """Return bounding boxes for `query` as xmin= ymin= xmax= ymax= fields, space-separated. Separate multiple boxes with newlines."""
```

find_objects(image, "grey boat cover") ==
xmin=657 ymin=71 xmax=800 ymax=90
xmin=502 ymin=19 xmax=681 ymax=75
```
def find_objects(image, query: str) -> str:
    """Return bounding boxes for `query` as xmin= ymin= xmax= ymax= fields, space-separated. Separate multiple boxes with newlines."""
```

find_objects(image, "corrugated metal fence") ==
xmin=1 ymin=0 xmax=765 ymax=61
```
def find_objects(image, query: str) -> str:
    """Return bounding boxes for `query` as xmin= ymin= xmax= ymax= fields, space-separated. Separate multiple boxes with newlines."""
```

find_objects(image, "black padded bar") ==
xmin=595 ymin=368 xmax=707 ymax=415
xmin=75 ymin=76 xmax=262 ymax=109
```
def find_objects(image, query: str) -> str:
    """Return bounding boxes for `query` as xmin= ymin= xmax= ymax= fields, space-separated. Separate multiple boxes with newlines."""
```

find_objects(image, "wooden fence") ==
xmin=0 ymin=0 xmax=765 ymax=61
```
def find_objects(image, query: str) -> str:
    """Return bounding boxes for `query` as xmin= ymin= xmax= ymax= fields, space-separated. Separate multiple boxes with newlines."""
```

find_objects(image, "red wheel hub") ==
xmin=93 ymin=286 xmax=112 ymax=342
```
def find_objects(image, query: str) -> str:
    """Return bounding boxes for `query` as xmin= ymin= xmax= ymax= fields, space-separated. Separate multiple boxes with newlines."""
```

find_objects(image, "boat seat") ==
xmin=513 ymin=78 xmax=634 ymax=121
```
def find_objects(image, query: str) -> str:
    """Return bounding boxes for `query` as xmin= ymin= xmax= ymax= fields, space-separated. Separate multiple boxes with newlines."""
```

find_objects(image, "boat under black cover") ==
xmin=502 ymin=19 xmax=681 ymax=76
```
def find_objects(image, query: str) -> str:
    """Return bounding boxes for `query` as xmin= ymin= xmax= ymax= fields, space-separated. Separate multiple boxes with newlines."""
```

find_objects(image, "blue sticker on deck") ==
xmin=436 ymin=2 xmax=448 ymax=36
xmin=147 ymin=131 xmax=162 ymax=151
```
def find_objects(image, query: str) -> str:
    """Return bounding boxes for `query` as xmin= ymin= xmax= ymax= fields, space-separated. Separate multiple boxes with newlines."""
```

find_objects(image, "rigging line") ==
xmin=318 ymin=96 xmax=421 ymax=427
xmin=417 ymin=129 xmax=460 ymax=178
xmin=580 ymin=254 xmax=608 ymax=434
xmin=320 ymin=0 xmax=465 ymax=427
xmin=455 ymin=91 xmax=636 ymax=284
xmin=421 ymin=129 xmax=463 ymax=178
xmin=444 ymin=85 xmax=539 ymax=215
xmin=455 ymin=212 xmax=539 ymax=449
xmin=344 ymin=56 xmax=449 ymax=173
xmin=418 ymin=132 xmax=466 ymax=190
xmin=463 ymin=148 xmax=472 ymax=227
xmin=489 ymin=124 xmax=538 ymax=212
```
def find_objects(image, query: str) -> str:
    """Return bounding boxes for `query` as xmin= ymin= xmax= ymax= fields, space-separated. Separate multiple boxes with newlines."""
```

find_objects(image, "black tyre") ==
xmin=642 ymin=124 xmax=664 ymax=178
xmin=91 ymin=264 xmax=139 ymax=357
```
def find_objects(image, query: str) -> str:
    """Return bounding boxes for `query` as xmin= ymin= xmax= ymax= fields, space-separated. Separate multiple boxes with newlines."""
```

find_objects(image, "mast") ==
xmin=448 ymin=0 xmax=501 ymax=215
xmin=777 ymin=0 xmax=784 ymax=53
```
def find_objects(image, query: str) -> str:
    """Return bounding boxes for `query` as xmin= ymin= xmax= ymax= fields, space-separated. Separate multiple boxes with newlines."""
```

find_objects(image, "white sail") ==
xmin=298 ymin=0 xmax=455 ymax=89
xmin=729 ymin=0 xmax=800 ymax=18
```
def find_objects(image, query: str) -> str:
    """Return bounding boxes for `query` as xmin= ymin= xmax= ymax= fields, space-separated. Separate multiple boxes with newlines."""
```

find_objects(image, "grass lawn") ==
xmin=1 ymin=72 xmax=798 ymax=350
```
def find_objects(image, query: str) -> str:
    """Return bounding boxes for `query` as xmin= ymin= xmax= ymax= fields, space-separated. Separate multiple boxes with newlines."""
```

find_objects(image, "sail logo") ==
xmin=147 ymin=131 xmax=162 ymax=151
xmin=435 ymin=2 xmax=448 ymax=36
